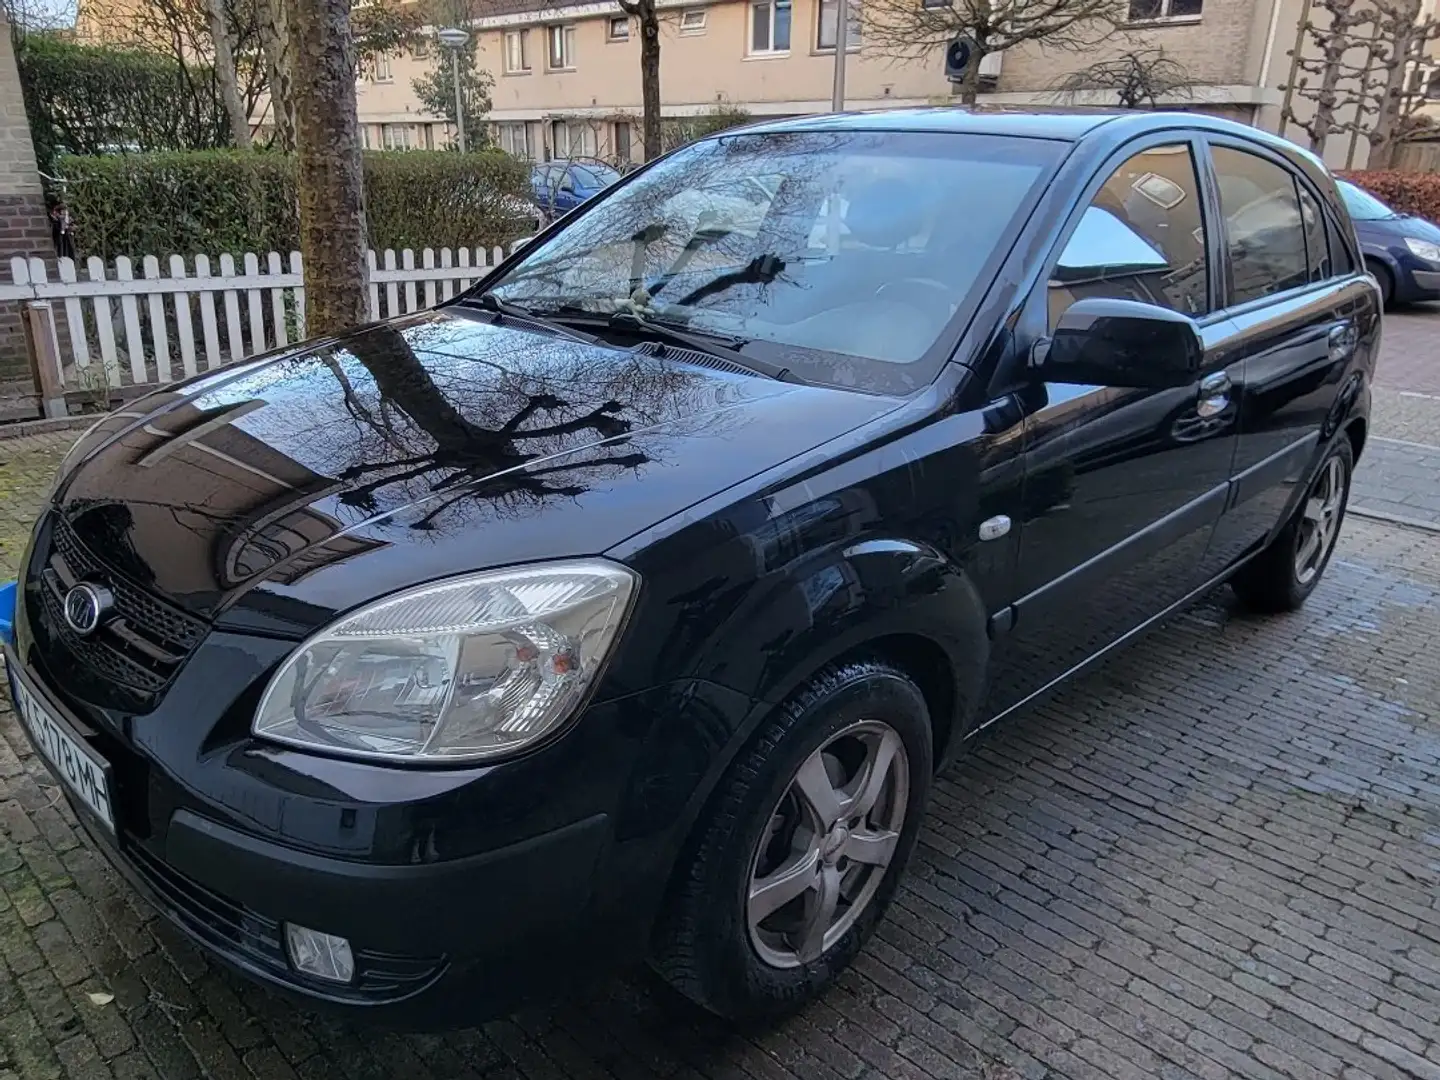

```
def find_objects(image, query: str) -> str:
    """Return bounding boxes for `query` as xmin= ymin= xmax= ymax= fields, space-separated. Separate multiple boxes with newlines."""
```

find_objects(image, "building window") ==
xmin=372 ymin=53 xmax=393 ymax=81
xmin=614 ymin=120 xmax=631 ymax=163
xmin=504 ymin=29 xmax=531 ymax=73
xmin=679 ymin=8 xmax=707 ymax=32
xmin=498 ymin=121 xmax=531 ymax=158
xmin=380 ymin=123 xmax=415 ymax=150
xmin=1127 ymin=0 xmax=1202 ymax=20
xmin=816 ymin=0 xmax=860 ymax=50
xmin=608 ymin=14 xmax=630 ymax=40
xmin=750 ymin=0 xmax=791 ymax=53
xmin=921 ymin=0 xmax=951 ymax=9
xmin=547 ymin=24 xmax=576 ymax=69
xmin=412 ymin=37 xmax=429 ymax=59
xmin=551 ymin=120 xmax=597 ymax=158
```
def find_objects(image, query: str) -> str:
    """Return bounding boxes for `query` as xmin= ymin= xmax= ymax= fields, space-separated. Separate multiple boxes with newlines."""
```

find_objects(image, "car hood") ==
xmin=53 ymin=309 xmax=899 ymax=634
xmin=1356 ymin=213 xmax=1440 ymax=245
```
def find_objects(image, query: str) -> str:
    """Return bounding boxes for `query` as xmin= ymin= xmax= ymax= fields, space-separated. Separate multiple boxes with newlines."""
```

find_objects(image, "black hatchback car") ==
xmin=4 ymin=108 xmax=1376 ymax=1026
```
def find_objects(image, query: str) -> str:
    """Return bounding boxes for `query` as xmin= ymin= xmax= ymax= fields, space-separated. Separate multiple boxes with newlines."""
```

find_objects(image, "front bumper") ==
xmin=1 ymin=650 xmax=651 ymax=1027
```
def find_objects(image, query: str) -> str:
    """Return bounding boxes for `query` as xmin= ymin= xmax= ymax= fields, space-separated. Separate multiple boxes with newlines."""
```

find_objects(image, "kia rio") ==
xmin=3 ymin=108 xmax=1376 ymax=1026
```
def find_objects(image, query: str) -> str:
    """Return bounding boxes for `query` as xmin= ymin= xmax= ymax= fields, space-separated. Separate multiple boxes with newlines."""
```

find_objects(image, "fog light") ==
xmin=284 ymin=923 xmax=355 ymax=984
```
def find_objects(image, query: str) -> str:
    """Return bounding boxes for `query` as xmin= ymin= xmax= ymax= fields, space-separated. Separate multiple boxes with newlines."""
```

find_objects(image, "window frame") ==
xmin=679 ymin=7 xmax=707 ymax=33
xmin=607 ymin=14 xmax=630 ymax=41
xmin=816 ymin=0 xmax=861 ymax=52
xmin=1125 ymin=0 xmax=1203 ymax=22
xmin=503 ymin=28 xmax=531 ymax=73
xmin=1042 ymin=133 xmax=1218 ymax=328
xmin=1198 ymin=133 xmax=1360 ymax=315
xmin=748 ymin=0 xmax=792 ymax=55
xmin=371 ymin=53 xmax=393 ymax=82
xmin=546 ymin=23 xmax=576 ymax=70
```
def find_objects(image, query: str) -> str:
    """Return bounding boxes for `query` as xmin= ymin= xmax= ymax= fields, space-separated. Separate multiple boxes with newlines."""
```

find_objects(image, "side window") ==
xmin=1212 ymin=146 xmax=1310 ymax=305
xmin=1298 ymin=185 xmax=1331 ymax=281
xmin=1050 ymin=143 xmax=1209 ymax=327
xmin=1327 ymin=214 xmax=1357 ymax=276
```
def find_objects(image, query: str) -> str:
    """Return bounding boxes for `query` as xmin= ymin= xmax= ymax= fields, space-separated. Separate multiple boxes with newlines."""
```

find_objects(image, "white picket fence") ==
xmin=0 ymin=246 xmax=508 ymax=393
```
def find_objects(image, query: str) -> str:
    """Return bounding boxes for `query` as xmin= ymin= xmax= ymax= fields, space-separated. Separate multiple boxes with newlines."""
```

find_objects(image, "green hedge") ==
xmin=1339 ymin=170 xmax=1440 ymax=225
xmin=58 ymin=149 xmax=534 ymax=260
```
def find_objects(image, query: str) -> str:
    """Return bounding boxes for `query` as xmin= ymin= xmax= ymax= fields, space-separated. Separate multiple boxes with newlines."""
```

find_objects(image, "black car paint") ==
xmin=6 ymin=109 xmax=1376 ymax=1024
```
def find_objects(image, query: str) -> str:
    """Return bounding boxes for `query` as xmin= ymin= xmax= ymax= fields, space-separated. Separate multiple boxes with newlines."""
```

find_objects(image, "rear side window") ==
xmin=1212 ymin=146 xmax=1310 ymax=305
xmin=1050 ymin=143 xmax=1210 ymax=326
xmin=1328 ymin=214 xmax=1357 ymax=275
xmin=1298 ymin=185 xmax=1330 ymax=281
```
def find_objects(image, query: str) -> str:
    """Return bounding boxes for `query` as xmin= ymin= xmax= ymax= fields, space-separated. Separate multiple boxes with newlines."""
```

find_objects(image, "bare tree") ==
xmin=204 ymin=0 xmax=251 ymax=146
xmin=864 ymin=0 xmax=1128 ymax=104
xmin=289 ymin=0 xmax=368 ymax=334
xmin=1052 ymin=46 xmax=1194 ymax=108
xmin=1364 ymin=0 xmax=1439 ymax=168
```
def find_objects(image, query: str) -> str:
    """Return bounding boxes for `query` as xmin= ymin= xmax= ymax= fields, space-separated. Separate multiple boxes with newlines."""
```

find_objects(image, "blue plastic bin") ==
xmin=0 ymin=580 xmax=15 ymax=649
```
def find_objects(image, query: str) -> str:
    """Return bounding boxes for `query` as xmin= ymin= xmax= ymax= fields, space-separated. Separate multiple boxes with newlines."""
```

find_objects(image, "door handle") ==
xmin=1196 ymin=372 xmax=1231 ymax=419
xmin=1328 ymin=322 xmax=1357 ymax=362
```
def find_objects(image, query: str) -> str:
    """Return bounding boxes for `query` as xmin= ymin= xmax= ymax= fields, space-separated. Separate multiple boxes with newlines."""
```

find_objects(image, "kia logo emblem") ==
xmin=63 ymin=582 xmax=114 ymax=637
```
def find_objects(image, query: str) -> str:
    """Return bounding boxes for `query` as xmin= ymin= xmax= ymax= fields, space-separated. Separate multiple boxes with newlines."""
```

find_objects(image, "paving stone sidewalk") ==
xmin=1353 ymin=437 xmax=1440 ymax=529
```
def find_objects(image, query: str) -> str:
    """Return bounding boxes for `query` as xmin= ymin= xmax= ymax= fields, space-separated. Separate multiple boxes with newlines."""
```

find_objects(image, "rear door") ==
xmin=1198 ymin=138 xmax=1377 ymax=573
xmin=979 ymin=136 xmax=1242 ymax=721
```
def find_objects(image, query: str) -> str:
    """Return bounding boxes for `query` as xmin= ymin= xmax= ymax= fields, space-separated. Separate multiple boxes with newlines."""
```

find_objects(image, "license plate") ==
xmin=7 ymin=670 xmax=115 ymax=832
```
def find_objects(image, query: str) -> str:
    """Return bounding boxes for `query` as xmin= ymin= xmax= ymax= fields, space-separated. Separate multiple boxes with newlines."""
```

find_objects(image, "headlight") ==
xmin=1404 ymin=237 xmax=1440 ymax=263
xmin=253 ymin=560 xmax=637 ymax=764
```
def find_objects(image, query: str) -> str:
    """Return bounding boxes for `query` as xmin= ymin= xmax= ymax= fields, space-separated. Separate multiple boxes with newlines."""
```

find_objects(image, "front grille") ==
xmin=38 ymin=518 xmax=205 ymax=696
xmin=125 ymin=839 xmax=446 ymax=1000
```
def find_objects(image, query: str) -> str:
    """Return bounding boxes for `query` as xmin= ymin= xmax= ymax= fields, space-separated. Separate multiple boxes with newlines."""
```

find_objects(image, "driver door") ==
xmin=980 ymin=137 xmax=1242 ymax=721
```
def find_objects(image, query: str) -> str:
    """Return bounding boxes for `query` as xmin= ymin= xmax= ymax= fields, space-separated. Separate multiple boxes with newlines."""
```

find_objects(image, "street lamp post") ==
xmin=830 ymin=0 xmax=848 ymax=111
xmin=437 ymin=27 xmax=471 ymax=152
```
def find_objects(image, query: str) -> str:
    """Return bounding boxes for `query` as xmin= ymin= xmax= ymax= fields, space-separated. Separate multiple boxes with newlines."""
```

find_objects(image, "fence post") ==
xmin=23 ymin=301 xmax=67 ymax=420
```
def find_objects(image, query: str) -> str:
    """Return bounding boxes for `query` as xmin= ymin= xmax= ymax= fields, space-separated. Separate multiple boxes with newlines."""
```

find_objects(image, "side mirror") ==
xmin=1033 ymin=297 xmax=1202 ymax=389
xmin=559 ymin=178 xmax=575 ymax=194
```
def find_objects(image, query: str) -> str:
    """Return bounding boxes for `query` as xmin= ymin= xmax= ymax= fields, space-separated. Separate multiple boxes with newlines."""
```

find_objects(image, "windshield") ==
xmin=484 ymin=130 xmax=1063 ymax=392
xmin=573 ymin=164 xmax=620 ymax=187
xmin=1338 ymin=180 xmax=1396 ymax=221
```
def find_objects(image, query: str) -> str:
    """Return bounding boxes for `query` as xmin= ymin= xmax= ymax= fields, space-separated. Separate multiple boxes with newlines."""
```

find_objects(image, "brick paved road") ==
xmin=5 ymin=320 xmax=1440 ymax=1079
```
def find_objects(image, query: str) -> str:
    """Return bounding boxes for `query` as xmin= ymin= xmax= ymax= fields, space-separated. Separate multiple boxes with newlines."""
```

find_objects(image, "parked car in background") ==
xmin=531 ymin=159 xmax=621 ymax=219
xmin=5 ymin=109 xmax=1376 ymax=1030
xmin=1337 ymin=178 xmax=1440 ymax=305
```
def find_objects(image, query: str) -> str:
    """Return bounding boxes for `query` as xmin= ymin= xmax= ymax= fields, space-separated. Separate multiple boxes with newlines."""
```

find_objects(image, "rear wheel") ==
xmin=651 ymin=660 xmax=932 ymax=1021
xmin=1231 ymin=438 xmax=1352 ymax=614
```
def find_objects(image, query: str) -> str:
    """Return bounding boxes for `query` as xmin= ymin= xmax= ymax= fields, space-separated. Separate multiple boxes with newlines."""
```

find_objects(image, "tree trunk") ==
xmin=206 ymin=0 xmax=252 ymax=148
xmin=957 ymin=54 xmax=981 ymax=105
xmin=256 ymin=0 xmax=296 ymax=151
xmin=639 ymin=0 xmax=661 ymax=160
xmin=1308 ymin=29 xmax=1350 ymax=153
xmin=290 ymin=0 xmax=369 ymax=336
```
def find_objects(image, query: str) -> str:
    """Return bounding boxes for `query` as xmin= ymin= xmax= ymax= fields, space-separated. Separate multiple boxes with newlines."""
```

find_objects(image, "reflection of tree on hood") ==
xmin=333 ymin=323 xmax=650 ymax=529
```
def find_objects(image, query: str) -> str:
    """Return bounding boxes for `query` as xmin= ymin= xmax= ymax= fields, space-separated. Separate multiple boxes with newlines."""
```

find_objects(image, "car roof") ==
xmin=731 ymin=106 xmax=1320 ymax=157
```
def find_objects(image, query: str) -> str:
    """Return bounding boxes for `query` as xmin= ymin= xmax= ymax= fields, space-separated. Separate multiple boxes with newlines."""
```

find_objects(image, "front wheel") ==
xmin=651 ymin=660 xmax=933 ymax=1021
xmin=1231 ymin=438 xmax=1353 ymax=613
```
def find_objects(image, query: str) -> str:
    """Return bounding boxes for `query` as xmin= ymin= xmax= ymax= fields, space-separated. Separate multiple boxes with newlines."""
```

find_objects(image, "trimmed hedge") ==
xmin=1339 ymin=170 xmax=1440 ymax=225
xmin=58 ymin=149 xmax=534 ymax=260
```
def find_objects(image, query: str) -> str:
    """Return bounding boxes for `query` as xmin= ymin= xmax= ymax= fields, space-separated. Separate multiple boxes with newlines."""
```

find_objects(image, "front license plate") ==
xmin=7 ymin=670 xmax=115 ymax=832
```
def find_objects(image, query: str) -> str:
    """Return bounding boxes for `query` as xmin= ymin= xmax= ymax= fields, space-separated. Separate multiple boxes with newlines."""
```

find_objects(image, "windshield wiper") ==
xmin=462 ymin=292 xmax=598 ymax=344
xmin=607 ymin=310 xmax=798 ymax=383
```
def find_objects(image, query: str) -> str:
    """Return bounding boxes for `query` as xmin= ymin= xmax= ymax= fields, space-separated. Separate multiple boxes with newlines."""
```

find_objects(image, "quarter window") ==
xmin=1050 ymin=143 xmax=1210 ymax=326
xmin=1298 ymin=184 xmax=1330 ymax=281
xmin=1212 ymin=146 xmax=1310 ymax=305
xmin=751 ymin=0 xmax=791 ymax=52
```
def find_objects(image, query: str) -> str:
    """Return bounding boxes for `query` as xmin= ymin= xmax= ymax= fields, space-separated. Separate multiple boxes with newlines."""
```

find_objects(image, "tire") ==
xmin=1231 ymin=437 xmax=1353 ymax=614
xmin=1368 ymin=260 xmax=1395 ymax=309
xmin=651 ymin=659 xmax=933 ymax=1021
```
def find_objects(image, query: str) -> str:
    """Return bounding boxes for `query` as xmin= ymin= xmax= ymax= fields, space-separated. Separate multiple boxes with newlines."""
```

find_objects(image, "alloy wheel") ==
xmin=746 ymin=720 xmax=909 ymax=969
xmin=1294 ymin=455 xmax=1347 ymax=586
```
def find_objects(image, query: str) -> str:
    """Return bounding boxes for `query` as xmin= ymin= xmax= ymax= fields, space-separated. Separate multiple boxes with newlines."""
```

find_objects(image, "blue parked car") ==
xmin=1337 ymin=178 xmax=1440 ymax=306
xmin=531 ymin=159 xmax=621 ymax=218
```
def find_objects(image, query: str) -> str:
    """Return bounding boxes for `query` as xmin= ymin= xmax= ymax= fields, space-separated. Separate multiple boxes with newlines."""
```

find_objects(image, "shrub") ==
xmin=59 ymin=149 xmax=533 ymax=261
xmin=1338 ymin=170 xmax=1440 ymax=224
